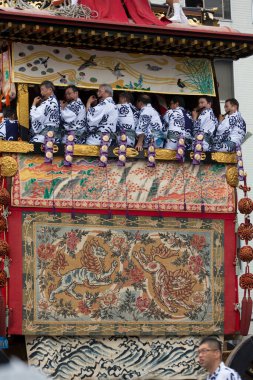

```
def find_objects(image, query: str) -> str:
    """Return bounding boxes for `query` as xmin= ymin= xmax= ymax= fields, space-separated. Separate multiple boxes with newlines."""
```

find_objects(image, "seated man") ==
xmin=85 ymin=84 xmax=118 ymax=145
xmin=192 ymin=96 xmax=218 ymax=152
xmin=212 ymin=98 xmax=246 ymax=152
xmin=135 ymin=94 xmax=164 ymax=151
xmin=116 ymin=92 xmax=139 ymax=147
xmin=163 ymin=96 xmax=186 ymax=149
xmin=60 ymin=85 xmax=86 ymax=143
xmin=0 ymin=108 xmax=19 ymax=141
xmin=30 ymin=80 xmax=61 ymax=143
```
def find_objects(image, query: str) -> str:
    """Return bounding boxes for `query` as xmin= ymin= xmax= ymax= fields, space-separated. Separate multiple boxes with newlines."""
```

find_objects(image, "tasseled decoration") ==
xmin=147 ymin=140 xmax=156 ymax=167
xmin=64 ymin=132 xmax=75 ymax=167
xmin=176 ymin=135 xmax=186 ymax=162
xmin=240 ymin=289 xmax=252 ymax=336
xmin=117 ymin=131 xmax=127 ymax=167
xmin=99 ymin=133 xmax=110 ymax=167
xmin=236 ymin=145 xmax=245 ymax=181
xmin=44 ymin=131 xmax=55 ymax=164
xmin=192 ymin=133 xmax=204 ymax=165
xmin=5 ymin=93 xmax=10 ymax=107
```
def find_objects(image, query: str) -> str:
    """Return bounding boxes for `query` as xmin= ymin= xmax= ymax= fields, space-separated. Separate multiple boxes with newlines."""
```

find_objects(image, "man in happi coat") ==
xmin=212 ymin=98 xmax=246 ymax=152
xmin=198 ymin=336 xmax=241 ymax=380
xmin=85 ymin=84 xmax=118 ymax=145
xmin=30 ymin=80 xmax=61 ymax=143
xmin=116 ymin=92 xmax=139 ymax=147
xmin=192 ymin=96 xmax=218 ymax=152
xmin=135 ymin=94 xmax=164 ymax=151
xmin=60 ymin=85 xmax=86 ymax=143
xmin=163 ymin=96 xmax=186 ymax=149
xmin=0 ymin=108 xmax=19 ymax=141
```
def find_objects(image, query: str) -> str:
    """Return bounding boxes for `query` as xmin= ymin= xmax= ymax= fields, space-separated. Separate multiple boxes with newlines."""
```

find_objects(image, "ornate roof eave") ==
xmin=0 ymin=9 xmax=253 ymax=59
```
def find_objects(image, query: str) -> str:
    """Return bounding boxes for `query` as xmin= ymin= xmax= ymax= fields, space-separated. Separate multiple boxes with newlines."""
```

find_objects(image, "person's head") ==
xmin=40 ymin=81 xmax=55 ymax=99
xmin=118 ymin=92 xmax=134 ymax=105
xmin=97 ymin=84 xmax=113 ymax=100
xmin=169 ymin=96 xmax=185 ymax=110
xmin=3 ymin=108 xmax=17 ymax=120
xmin=198 ymin=336 xmax=222 ymax=374
xmin=224 ymin=98 xmax=239 ymax=114
xmin=136 ymin=94 xmax=151 ymax=110
xmin=65 ymin=85 xmax=79 ymax=102
xmin=198 ymin=96 xmax=213 ymax=110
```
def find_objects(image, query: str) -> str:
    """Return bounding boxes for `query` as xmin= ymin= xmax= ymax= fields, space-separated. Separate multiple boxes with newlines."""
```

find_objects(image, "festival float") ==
xmin=0 ymin=0 xmax=253 ymax=378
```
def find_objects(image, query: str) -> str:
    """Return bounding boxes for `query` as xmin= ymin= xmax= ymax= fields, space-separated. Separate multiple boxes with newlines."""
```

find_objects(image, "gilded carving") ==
xmin=226 ymin=166 xmax=239 ymax=187
xmin=145 ymin=149 xmax=177 ymax=161
xmin=113 ymin=147 xmax=139 ymax=158
xmin=211 ymin=152 xmax=237 ymax=164
xmin=0 ymin=156 xmax=18 ymax=177
xmin=17 ymin=84 xmax=29 ymax=130
xmin=73 ymin=145 xmax=100 ymax=156
xmin=0 ymin=141 xmax=34 ymax=153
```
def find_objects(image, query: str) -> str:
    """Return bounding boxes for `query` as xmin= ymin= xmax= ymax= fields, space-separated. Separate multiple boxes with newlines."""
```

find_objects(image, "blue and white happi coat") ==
xmin=116 ymin=103 xmax=139 ymax=147
xmin=136 ymin=103 xmax=164 ymax=148
xmin=193 ymin=108 xmax=218 ymax=151
xmin=212 ymin=111 xmax=246 ymax=152
xmin=61 ymin=98 xmax=86 ymax=143
xmin=0 ymin=118 xmax=19 ymax=141
xmin=207 ymin=362 xmax=241 ymax=380
xmin=85 ymin=97 xmax=118 ymax=145
xmin=30 ymin=95 xmax=61 ymax=143
xmin=163 ymin=107 xmax=185 ymax=149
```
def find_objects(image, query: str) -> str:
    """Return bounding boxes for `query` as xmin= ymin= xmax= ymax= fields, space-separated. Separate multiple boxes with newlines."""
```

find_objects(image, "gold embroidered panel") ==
xmin=22 ymin=212 xmax=224 ymax=336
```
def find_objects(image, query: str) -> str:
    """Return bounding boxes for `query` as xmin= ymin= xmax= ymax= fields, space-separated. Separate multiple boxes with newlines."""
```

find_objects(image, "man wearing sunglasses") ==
xmin=198 ymin=336 xmax=241 ymax=380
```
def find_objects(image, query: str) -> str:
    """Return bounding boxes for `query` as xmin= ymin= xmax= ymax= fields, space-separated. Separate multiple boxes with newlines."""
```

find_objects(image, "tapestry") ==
xmin=12 ymin=155 xmax=235 ymax=213
xmin=26 ymin=335 xmax=206 ymax=379
xmin=12 ymin=42 xmax=215 ymax=95
xmin=22 ymin=212 xmax=224 ymax=336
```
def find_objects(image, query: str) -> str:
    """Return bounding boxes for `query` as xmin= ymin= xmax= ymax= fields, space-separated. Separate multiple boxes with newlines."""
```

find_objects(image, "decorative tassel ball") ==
xmin=239 ymin=273 xmax=253 ymax=290
xmin=238 ymin=223 xmax=253 ymax=241
xmin=0 ymin=240 xmax=9 ymax=257
xmin=0 ymin=188 xmax=11 ymax=206
xmin=0 ymin=217 xmax=7 ymax=232
xmin=0 ymin=270 xmax=7 ymax=287
xmin=238 ymin=197 xmax=253 ymax=215
xmin=239 ymin=246 xmax=253 ymax=262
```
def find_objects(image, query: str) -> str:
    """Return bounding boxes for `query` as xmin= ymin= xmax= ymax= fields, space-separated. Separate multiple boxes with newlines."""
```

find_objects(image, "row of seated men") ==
xmin=0 ymin=81 xmax=246 ymax=152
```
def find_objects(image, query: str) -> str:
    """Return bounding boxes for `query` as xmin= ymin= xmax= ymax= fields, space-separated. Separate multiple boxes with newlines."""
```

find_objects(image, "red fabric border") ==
xmin=8 ymin=209 xmax=23 ymax=334
xmin=8 ymin=206 xmax=238 ymax=335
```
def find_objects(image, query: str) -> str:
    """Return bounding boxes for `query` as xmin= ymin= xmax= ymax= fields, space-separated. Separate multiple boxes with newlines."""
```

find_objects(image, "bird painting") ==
xmin=78 ymin=55 xmax=97 ymax=71
xmin=38 ymin=57 xmax=50 ymax=68
xmin=107 ymin=63 xmax=125 ymax=79
xmin=146 ymin=63 xmax=162 ymax=71
xmin=177 ymin=79 xmax=186 ymax=89
xmin=58 ymin=72 xmax=68 ymax=84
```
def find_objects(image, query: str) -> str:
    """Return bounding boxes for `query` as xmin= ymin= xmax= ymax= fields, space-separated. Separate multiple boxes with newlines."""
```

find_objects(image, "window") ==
xmin=186 ymin=0 xmax=231 ymax=19
xmin=214 ymin=60 xmax=234 ymax=101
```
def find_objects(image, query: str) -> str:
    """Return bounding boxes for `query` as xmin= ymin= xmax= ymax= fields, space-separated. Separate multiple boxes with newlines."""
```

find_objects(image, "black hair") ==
xmin=3 ymin=107 xmax=17 ymax=119
xmin=199 ymin=95 xmax=213 ymax=105
xmin=199 ymin=335 xmax=222 ymax=352
xmin=137 ymin=94 xmax=151 ymax=105
xmin=66 ymin=85 xmax=79 ymax=93
xmin=119 ymin=92 xmax=134 ymax=104
xmin=40 ymin=80 xmax=55 ymax=92
xmin=170 ymin=96 xmax=185 ymax=108
xmin=225 ymin=98 xmax=239 ymax=110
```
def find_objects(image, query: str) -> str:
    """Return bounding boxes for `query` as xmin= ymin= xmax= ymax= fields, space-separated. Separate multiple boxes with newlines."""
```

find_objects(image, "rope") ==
xmin=49 ymin=4 xmax=98 ymax=19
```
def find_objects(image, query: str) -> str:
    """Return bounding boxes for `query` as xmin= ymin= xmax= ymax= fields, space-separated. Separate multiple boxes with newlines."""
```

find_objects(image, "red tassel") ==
xmin=5 ymin=93 xmax=10 ymax=107
xmin=240 ymin=291 xmax=253 ymax=336
xmin=0 ymin=291 xmax=6 ymax=336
